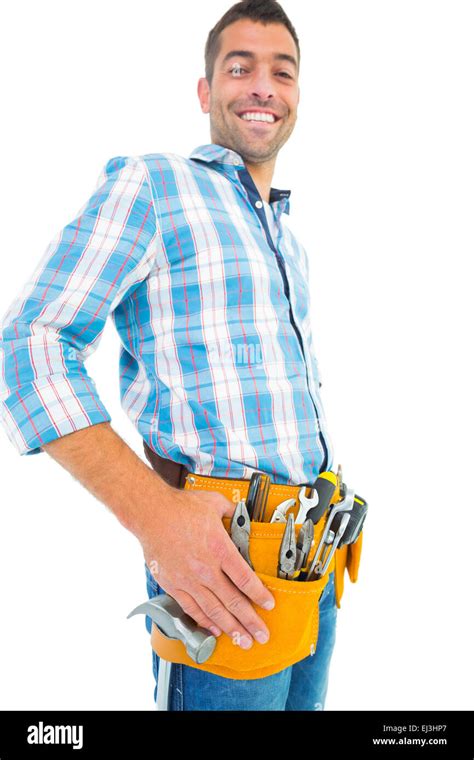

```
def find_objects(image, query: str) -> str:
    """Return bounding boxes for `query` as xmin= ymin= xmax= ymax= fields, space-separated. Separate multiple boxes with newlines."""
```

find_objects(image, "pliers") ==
xmin=277 ymin=514 xmax=315 ymax=579
xmin=278 ymin=513 xmax=298 ymax=579
xmin=230 ymin=499 xmax=254 ymax=569
xmin=295 ymin=518 xmax=314 ymax=572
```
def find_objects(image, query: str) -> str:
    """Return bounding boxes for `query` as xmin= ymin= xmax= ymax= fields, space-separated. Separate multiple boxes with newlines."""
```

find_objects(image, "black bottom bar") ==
xmin=0 ymin=710 xmax=472 ymax=757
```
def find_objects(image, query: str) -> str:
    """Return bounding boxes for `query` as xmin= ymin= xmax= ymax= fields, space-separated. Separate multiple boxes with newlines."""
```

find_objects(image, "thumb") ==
xmin=217 ymin=495 xmax=239 ymax=519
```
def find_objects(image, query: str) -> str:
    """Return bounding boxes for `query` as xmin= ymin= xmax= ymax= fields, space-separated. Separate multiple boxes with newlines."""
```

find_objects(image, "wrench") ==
xmin=308 ymin=511 xmax=351 ymax=580
xmin=303 ymin=488 xmax=355 ymax=580
xmin=294 ymin=485 xmax=319 ymax=523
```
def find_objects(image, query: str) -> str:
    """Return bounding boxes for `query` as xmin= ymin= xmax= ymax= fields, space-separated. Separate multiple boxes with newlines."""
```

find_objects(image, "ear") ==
xmin=197 ymin=77 xmax=211 ymax=114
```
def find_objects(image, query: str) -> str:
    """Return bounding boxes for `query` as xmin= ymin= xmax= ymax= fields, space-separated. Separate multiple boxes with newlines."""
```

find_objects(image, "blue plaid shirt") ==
xmin=0 ymin=143 xmax=333 ymax=484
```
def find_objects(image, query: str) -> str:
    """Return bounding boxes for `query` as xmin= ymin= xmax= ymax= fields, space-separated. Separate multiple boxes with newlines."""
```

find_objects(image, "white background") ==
xmin=0 ymin=0 xmax=473 ymax=710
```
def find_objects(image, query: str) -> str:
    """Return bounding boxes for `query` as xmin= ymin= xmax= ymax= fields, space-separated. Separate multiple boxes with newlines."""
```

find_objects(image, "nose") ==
xmin=248 ymin=66 xmax=276 ymax=101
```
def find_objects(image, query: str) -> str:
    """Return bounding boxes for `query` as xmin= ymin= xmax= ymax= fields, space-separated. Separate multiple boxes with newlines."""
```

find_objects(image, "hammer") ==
xmin=127 ymin=593 xmax=217 ymax=664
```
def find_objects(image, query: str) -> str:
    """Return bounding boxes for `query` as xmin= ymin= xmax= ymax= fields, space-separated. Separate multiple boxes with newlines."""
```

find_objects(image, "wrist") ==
xmin=125 ymin=469 xmax=179 ymax=542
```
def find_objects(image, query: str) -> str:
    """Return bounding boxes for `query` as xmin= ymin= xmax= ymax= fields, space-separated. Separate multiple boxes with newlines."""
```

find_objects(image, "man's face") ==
xmin=198 ymin=19 xmax=300 ymax=165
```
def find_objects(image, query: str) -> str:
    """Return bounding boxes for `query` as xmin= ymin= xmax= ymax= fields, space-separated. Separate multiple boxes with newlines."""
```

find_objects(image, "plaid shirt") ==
xmin=0 ymin=143 xmax=333 ymax=484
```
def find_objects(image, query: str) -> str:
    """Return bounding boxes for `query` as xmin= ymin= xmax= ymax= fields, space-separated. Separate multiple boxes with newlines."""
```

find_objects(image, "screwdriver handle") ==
xmin=305 ymin=473 xmax=337 ymax=524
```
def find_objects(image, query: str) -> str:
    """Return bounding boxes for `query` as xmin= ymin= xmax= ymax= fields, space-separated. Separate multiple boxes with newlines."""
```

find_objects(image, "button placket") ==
xmin=278 ymin=236 xmax=324 ymax=407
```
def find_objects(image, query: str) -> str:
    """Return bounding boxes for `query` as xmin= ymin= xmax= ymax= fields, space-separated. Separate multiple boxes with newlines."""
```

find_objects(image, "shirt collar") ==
xmin=189 ymin=143 xmax=291 ymax=215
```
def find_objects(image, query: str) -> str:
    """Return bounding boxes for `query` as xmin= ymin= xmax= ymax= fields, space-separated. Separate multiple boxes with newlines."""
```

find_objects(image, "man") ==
xmin=0 ymin=0 xmax=338 ymax=710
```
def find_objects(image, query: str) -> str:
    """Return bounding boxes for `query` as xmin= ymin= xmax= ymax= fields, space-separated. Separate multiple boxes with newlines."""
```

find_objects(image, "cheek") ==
xmin=288 ymin=101 xmax=299 ymax=119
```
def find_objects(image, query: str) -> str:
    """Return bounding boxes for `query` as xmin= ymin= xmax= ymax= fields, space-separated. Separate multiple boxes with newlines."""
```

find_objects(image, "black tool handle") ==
xmin=245 ymin=472 xmax=261 ymax=520
xmin=305 ymin=477 xmax=336 ymax=524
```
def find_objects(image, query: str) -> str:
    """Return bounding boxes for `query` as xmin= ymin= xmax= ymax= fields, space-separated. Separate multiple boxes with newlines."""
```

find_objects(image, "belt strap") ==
xmin=143 ymin=442 xmax=189 ymax=490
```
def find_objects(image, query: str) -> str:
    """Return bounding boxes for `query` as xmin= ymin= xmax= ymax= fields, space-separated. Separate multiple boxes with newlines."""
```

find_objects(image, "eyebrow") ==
xmin=222 ymin=49 xmax=298 ymax=69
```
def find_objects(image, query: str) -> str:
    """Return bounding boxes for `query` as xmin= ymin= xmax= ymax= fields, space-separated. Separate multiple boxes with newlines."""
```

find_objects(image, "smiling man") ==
xmin=198 ymin=12 xmax=300 ymax=197
xmin=0 ymin=0 xmax=339 ymax=711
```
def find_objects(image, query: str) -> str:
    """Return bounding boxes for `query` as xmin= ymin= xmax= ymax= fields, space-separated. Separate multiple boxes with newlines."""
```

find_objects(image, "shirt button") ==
xmin=255 ymin=200 xmax=263 ymax=209
xmin=233 ymin=158 xmax=240 ymax=165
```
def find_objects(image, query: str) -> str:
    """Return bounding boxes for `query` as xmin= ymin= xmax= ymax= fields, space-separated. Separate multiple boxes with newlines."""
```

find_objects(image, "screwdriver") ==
xmin=303 ymin=471 xmax=338 ymax=525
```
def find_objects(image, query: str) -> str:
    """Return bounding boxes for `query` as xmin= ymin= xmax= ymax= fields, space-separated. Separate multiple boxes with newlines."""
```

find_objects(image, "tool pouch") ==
xmin=334 ymin=531 xmax=363 ymax=608
xmin=150 ymin=516 xmax=329 ymax=680
xmin=151 ymin=483 xmax=356 ymax=679
xmin=149 ymin=477 xmax=364 ymax=679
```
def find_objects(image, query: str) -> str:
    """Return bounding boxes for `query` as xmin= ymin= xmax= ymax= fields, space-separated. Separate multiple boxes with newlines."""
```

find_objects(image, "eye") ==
xmin=230 ymin=63 xmax=247 ymax=77
xmin=277 ymin=71 xmax=293 ymax=79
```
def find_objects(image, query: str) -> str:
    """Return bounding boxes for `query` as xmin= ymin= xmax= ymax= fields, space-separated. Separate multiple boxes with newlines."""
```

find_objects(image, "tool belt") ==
xmin=143 ymin=443 xmax=364 ymax=680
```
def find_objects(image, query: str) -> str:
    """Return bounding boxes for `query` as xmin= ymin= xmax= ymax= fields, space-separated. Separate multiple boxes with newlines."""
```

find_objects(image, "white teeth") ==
xmin=240 ymin=112 xmax=276 ymax=123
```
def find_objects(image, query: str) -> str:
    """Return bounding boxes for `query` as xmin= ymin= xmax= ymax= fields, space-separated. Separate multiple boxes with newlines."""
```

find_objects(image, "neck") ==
xmin=244 ymin=158 xmax=276 ymax=203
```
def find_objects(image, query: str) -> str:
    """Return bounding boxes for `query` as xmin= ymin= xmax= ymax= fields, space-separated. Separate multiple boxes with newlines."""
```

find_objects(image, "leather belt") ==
xmin=142 ymin=441 xmax=319 ymax=516
xmin=143 ymin=442 xmax=190 ymax=490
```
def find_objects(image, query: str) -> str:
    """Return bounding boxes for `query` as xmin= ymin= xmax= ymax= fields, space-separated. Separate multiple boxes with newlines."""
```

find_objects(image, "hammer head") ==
xmin=127 ymin=593 xmax=217 ymax=664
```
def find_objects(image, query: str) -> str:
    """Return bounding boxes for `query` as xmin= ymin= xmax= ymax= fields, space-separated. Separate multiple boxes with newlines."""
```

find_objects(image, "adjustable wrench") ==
xmin=303 ymin=488 xmax=355 ymax=580
xmin=308 ymin=511 xmax=351 ymax=580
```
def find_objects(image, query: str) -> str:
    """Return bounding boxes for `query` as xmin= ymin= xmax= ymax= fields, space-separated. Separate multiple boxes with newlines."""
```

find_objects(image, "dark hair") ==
xmin=205 ymin=0 xmax=300 ymax=83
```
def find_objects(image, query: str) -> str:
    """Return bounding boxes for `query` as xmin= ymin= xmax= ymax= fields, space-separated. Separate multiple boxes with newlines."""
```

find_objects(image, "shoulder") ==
xmin=100 ymin=152 xmax=186 ymax=174
xmin=135 ymin=151 xmax=198 ymax=175
xmin=104 ymin=152 xmax=208 ymax=186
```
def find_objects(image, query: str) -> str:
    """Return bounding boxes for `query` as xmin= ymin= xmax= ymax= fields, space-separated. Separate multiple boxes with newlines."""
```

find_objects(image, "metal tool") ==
xmin=317 ymin=488 xmax=355 ymax=553
xmin=337 ymin=463 xmax=346 ymax=499
xmin=127 ymin=594 xmax=217 ymax=664
xmin=270 ymin=497 xmax=296 ymax=523
xmin=155 ymin=659 xmax=172 ymax=711
xmin=277 ymin=513 xmax=298 ymax=579
xmin=308 ymin=511 xmax=351 ymax=580
xmin=302 ymin=488 xmax=355 ymax=581
xmin=294 ymin=485 xmax=319 ymax=524
xmin=295 ymin=518 xmax=314 ymax=571
xmin=337 ymin=495 xmax=368 ymax=547
xmin=128 ymin=592 xmax=218 ymax=711
xmin=231 ymin=498 xmax=254 ymax=568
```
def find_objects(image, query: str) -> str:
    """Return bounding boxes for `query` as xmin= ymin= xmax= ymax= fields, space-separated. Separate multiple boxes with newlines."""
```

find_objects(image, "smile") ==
xmin=237 ymin=111 xmax=281 ymax=124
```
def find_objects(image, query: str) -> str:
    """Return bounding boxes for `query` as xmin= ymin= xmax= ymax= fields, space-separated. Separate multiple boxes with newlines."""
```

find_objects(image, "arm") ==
xmin=0 ymin=157 xmax=274 ymax=645
xmin=43 ymin=421 xmax=275 ymax=647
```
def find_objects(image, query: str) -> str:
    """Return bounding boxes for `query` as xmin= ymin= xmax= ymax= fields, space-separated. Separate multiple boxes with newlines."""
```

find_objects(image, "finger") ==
xmin=201 ymin=570 xmax=272 ymax=644
xmin=221 ymin=541 xmax=275 ymax=612
xmin=191 ymin=584 xmax=259 ymax=649
xmin=170 ymin=588 xmax=223 ymax=638
xmin=213 ymin=493 xmax=238 ymax=519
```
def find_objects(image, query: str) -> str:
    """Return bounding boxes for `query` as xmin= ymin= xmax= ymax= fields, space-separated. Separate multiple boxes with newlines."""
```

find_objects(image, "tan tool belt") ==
xmin=143 ymin=442 xmax=363 ymax=679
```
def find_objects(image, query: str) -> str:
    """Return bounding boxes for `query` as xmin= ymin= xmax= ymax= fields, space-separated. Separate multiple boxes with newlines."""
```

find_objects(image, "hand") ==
xmin=140 ymin=488 xmax=275 ymax=649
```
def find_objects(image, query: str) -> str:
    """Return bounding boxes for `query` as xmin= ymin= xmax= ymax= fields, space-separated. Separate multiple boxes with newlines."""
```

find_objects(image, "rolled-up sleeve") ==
xmin=0 ymin=155 xmax=158 ymax=455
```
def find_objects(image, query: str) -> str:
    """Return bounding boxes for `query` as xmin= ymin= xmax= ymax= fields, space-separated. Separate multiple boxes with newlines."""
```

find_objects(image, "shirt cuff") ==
xmin=0 ymin=371 xmax=111 ymax=455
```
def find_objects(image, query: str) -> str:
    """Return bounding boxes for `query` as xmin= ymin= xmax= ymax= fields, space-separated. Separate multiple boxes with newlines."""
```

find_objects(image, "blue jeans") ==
xmin=144 ymin=562 xmax=338 ymax=711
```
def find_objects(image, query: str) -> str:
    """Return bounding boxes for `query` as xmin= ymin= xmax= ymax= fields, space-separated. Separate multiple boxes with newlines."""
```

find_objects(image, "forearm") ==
xmin=42 ymin=422 xmax=276 ymax=643
xmin=42 ymin=422 xmax=174 ymax=542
